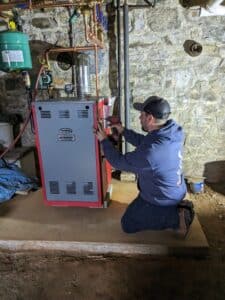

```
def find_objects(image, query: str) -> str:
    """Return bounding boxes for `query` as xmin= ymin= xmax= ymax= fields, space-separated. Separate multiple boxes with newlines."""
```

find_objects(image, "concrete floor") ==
xmin=0 ymin=179 xmax=208 ymax=256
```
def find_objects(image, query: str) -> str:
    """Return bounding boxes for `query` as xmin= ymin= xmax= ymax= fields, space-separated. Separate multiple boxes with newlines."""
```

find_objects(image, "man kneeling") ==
xmin=94 ymin=96 xmax=194 ymax=237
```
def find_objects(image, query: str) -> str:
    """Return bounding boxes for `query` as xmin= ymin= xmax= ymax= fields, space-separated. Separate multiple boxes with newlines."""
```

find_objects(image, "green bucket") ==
xmin=0 ymin=31 xmax=32 ymax=72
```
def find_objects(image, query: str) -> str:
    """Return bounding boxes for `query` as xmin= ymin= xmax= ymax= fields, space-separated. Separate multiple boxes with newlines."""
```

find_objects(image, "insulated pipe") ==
xmin=123 ymin=0 xmax=130 ymax=152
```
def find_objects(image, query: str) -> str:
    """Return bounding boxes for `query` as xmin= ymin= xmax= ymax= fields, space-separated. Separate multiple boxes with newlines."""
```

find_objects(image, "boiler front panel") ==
xmin=34 ymin=100 xmax=100 ymax=202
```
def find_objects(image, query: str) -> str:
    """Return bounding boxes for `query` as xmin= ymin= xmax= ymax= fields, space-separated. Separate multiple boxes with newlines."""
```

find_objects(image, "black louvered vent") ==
xmin=66 ymin=182 xmax=76 ymax=194
xmin=40 ymin=110 xmax=51 ymax=118
xmin=83 ymin=182 xmax=94 ymax=195
xmin=77 ymin=110 xmax=88 ymax=118
xmin=59 ymin=110 xmax=70 ymax=118
xmin=49 ymin=181 xmax=59 ymax=194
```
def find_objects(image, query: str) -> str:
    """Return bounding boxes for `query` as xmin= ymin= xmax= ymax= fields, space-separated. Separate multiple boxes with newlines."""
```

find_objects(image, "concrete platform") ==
xmin=0 ymin=179 xmax=209 ymax=256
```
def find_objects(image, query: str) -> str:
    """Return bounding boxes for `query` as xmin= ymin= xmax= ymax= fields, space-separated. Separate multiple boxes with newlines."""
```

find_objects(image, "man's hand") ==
xmin=105 ymin=116 xmax=124 ymax=138
xmin=111 ymin=123 xmax=124 ymax=135
xmin=93 ymin=122 xmax=107 ymax=142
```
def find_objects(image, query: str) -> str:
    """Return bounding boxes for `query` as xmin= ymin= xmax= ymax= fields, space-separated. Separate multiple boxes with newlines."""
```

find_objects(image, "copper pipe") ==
xmin=83 ymin=7 xmax=104 ymax=49
xmin=83 ymin=10 xmax=90 ymax=44
xmin=33 ymin=63 xmax=46 ymax=100
xmin=0 ymin=1 xmax=103 ymax=11
xmin=88 ymin=33 xmax=104 ymax=49
xmin=46 ymin=45 xmax=99 ymax=54
xmin=0 ymin=2 xmax=105 ymax=49
xmin=89 ymin=7 xmax=94 ymax=36
xmin=45 ymin=45 xmax=100 ymax=64
xmin=93 ymin=4 xmax=98 ymax=37
xmin=44 ymin=45 xmax=100 ymax=96
xmin=89 ymin=4 xmax=105 ymax=48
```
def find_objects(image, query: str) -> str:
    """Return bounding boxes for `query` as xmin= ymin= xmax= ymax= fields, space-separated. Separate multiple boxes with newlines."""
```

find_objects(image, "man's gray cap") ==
xmin=133 ymin=96 xmax=171 ymax=119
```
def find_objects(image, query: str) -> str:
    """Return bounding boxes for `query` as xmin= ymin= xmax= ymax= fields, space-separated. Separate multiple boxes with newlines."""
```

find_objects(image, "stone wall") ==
xmin=125 ymin=0 xmax=225 ymax=180
xmin=0 ymin=6 xmax=111 ymax=145
xmin=0 ymin=0 xmax=225 ymax=180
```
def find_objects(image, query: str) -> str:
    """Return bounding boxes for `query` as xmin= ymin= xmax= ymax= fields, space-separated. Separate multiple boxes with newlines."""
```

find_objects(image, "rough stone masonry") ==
xmin=0 ymin=0 xmax=225 ymax=181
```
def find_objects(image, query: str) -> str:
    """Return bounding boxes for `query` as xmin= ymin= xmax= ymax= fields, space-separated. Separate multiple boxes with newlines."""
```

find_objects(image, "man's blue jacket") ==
xmin=101 ymin=119 xmax=187 ymax=206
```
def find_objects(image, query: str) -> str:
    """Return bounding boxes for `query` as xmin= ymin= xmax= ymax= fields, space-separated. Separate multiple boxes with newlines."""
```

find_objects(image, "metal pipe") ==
xmin=88 ymin=9 xmax=105 ymax=49
xmin=34 ymin=64 xmax=45 ymax=99
xmin=123 ymin=0 xmax=130 ymax=152
xmin=116 ymin=0 xmax=122 ymax=121
xmin=68 ymin=7 xmax=76 ymax=92
xmin=93 ymin=4 xmax=98 ymax=37
xmin=0 ymin=1 xmax=103 ymax=11
xmin=128 ymin=5 xmax=156 ymax=9
xmin=83 ymin=9 xmax=91 ymax=44
xmin=94 ymin=44 xmax=99 ymax=97
xmin=45 ymin=46 xmax=100 ymax=97
xmin=45 ymin=45 xmax=99 ymax=55
xmin=83 ymin=8 xmax=104 ymax=49
xmin=88 ymin=33 xmax=105 ymax=49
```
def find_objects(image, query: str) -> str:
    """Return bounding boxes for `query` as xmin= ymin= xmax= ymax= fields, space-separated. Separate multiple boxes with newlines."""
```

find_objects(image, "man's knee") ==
xmin=121 ymin=215 xmax=136 ymax=233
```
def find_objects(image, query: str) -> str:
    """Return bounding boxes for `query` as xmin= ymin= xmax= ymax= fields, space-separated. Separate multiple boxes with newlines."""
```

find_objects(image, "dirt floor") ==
xmin=0 ymin=183 xmax=225 ymax=300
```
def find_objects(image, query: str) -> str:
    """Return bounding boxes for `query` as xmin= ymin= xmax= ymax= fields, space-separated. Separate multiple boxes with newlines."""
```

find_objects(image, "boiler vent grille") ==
xmin=59 ymin=110 xmax=70 ymax=118
xmin=77 ymin=110 xmax=88 ymax=118
xmin=66 ymin=182 xmax=76 ymax=194
xmin=49 ymin=181 xmax=59 ymax=194
xmin=40 ymin=110 xmax=51 ymax=118
xmin=83 ymin=182 xmax=94 ymax=195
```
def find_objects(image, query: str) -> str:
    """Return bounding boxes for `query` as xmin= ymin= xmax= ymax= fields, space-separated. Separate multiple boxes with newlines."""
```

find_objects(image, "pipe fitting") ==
xmin=183 ymin=40 xmax=203 ymax=57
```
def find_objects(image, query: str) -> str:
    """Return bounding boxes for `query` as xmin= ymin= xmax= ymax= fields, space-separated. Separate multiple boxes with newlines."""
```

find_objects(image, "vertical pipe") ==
xmin=116 ymin=0 xmax=122 ymax=120
xmin=123 ymin=0 xmax=130 ymax=152
xmin=68 ymin=8 xmax=76 ymax=94
xmin=93 ymin=4 xmax=98 ymax=37
xmin=94 ymin=45 xmax=99 ymax=97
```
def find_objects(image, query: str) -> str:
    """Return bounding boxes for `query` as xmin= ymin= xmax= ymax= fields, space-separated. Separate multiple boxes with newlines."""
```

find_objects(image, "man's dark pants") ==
xmin=121 ymin=195 xmax=180 ymax=233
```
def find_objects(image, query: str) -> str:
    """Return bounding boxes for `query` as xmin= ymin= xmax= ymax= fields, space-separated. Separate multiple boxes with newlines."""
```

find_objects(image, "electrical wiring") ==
xmin=0 ymin=63 xmax=45 ymax=159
